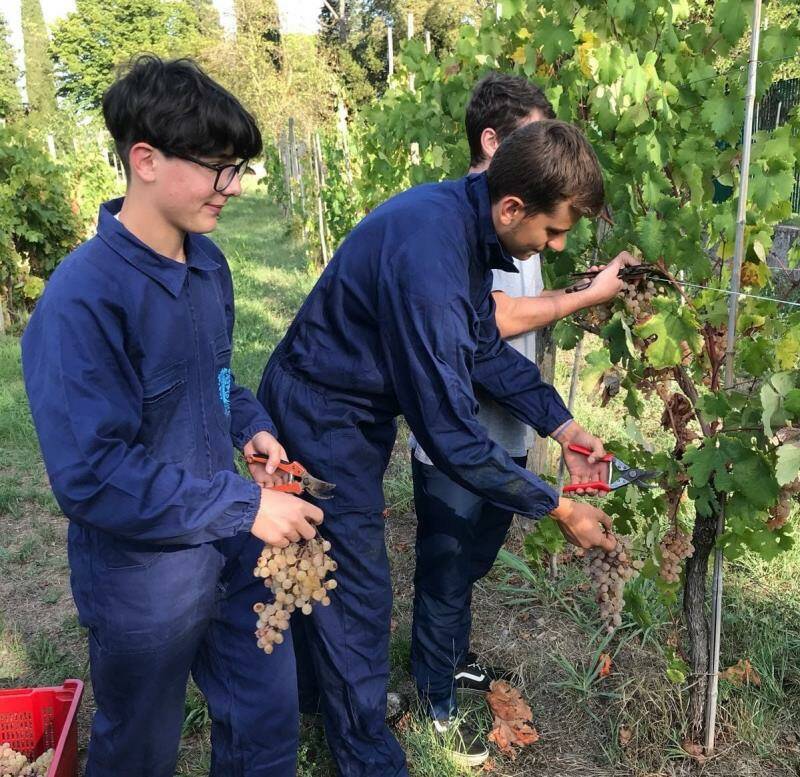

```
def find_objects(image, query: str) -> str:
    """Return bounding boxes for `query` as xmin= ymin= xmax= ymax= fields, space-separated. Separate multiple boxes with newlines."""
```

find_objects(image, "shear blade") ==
xmin=303 ymin=475 xmax=336 ymax=499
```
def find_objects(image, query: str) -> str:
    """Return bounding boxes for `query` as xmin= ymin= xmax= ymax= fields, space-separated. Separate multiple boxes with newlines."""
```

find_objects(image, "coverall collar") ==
xmin=97 ymin=198 xmax=220 ymax=298
xmin=466 ymin=173 xmax=519 ymax=275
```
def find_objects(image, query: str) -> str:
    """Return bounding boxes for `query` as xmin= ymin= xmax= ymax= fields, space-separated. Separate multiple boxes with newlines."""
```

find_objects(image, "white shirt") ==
xmin=411 ymin=254 xmax=544 ymax=464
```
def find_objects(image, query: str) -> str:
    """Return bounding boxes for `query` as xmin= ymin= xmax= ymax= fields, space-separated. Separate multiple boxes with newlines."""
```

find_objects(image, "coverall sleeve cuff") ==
xmin=232 ymin=420 xmax=278 ymax=451
xmin=235 ymin=478 xmax=261 ymax=534
xmin=540 ymin=409 xmax=574 ymax=439
xmin=528 ymin=482 xmax=560 ymax=520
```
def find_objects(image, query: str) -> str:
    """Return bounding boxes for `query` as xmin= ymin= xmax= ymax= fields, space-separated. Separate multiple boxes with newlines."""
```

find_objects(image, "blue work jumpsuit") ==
xmin=22 ymin=200 xmax=297 ymax=777
xmin=257 ymin=173 xmax=573 ymax=776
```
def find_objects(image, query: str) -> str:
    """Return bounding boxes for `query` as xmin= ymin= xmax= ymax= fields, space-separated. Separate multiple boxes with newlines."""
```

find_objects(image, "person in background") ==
xmin=408 ymin=72 xmax=636 ymax=766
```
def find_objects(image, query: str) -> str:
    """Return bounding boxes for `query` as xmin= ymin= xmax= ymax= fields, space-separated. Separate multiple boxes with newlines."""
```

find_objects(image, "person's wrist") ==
xmin=552 ymin=419 xmax=577 ymax=443
xmin=579 ymin=282 xmax=607 ymax=307
xmin=551 ymin=497 xmax=574 ymax=521
xmin=550 ymin=418 xmax=575 ymax=445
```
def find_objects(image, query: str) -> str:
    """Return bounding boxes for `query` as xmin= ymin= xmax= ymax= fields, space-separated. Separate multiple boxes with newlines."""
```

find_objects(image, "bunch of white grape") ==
xmin=0 ymin=744 xmax=54 ymax=777
xmin=658 ymin=527 xmax=695 ymax=583
xmin=622 ymin=278 xmax=658 ymax=319
xmin=584 ymin=536 xmax=644 ymax=633
xmin=252 ymin=536 xmax=338 ymax=654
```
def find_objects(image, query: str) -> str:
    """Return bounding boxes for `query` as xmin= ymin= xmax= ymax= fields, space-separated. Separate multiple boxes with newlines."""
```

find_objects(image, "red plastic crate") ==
xmin=0 ymin=680 xmax=84 ymax=777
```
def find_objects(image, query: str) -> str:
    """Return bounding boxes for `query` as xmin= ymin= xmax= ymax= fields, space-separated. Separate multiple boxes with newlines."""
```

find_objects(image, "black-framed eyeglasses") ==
xmin=162 ymin=150 xmax=249 ymax=192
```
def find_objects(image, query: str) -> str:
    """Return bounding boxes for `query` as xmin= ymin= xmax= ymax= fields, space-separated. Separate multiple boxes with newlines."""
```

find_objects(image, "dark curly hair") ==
xmin=465 ymin=72 xmax=555 ymax=167
xmin=487 ymin=120 xmax=605 ymax=218
xmin=103 ymin=54 xmax=262 ymax=177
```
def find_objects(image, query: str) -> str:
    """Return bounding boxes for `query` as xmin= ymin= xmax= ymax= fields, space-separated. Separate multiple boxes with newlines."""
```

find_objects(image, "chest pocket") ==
xmin=213 ymin=332 xmax=233 ymax=435
xmin=140 ymin=360 xmax=193 ymax=463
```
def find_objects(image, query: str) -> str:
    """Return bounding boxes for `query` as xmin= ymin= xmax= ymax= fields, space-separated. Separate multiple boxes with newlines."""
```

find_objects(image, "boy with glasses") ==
xmin=22 ymin=55 xmax=322 ymax=777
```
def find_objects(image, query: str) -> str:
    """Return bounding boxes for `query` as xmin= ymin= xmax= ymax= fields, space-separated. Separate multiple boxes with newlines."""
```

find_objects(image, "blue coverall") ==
xmin=22 ymin=200 xmax=297 ymax=777
xmin=257 ymin=173 xmax=573 ymax=777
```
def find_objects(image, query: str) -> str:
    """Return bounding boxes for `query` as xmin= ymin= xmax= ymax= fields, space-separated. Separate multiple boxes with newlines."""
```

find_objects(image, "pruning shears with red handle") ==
xmin=562 ymin=443 xmax=660 ymax=493
xmin=244 ymin=455 xmax=336 ymax=500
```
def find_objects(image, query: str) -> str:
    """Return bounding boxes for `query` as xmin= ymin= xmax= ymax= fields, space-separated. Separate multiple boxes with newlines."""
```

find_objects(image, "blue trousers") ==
xmin=259 ymin=361 xmax=408 ymax=777
xmin=68 ymin=525 xmax=299 ymax=777
xmin=410 ymin=455 xmax=524 ymax=720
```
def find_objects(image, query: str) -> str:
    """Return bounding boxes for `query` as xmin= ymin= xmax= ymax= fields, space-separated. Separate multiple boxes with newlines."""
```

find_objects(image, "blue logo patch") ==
xmin=217 ymin=367 xmax=232 ymax=416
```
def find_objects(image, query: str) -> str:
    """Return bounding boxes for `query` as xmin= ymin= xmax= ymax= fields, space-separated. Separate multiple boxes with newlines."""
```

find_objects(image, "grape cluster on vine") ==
xmin=252 ymin=536 xmax=338 ymax=654
xmin=622 ymin=277 xmax=659 ymax=321
xmin=584 ymin=536 xmax=644 ymax=633
xmin=658 ymin=526 xmax=695 ymax=583
xmin=767 ymin=480 xmax=800 ymax=530
xmin=0 ymin=744 xmax=54 ymax=777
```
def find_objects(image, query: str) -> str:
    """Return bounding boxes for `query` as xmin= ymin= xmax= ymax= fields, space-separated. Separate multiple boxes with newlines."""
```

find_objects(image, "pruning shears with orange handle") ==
xmin=244 ymin=455 xmax=336 ymax=500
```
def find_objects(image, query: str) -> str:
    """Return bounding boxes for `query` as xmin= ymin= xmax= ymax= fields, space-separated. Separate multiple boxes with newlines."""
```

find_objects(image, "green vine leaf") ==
xmin=776 ymin=444 xmax=800 ymax=486
xmin=634 ymin=297 xmax=702 ymax=368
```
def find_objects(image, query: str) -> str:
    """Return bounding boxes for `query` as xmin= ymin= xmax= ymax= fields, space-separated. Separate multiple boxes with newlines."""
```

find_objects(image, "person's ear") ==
xmin=480 ymin=127 xmax=500 ymax=159
xmin=497 ymin=195 xmax=526 ymax=226
xmin=128 ymin=143 xmax=158 ymax=185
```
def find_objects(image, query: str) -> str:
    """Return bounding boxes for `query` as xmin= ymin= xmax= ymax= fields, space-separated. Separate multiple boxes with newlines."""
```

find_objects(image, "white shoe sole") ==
xmin=449 ymin=748 xmax=490 ymax=768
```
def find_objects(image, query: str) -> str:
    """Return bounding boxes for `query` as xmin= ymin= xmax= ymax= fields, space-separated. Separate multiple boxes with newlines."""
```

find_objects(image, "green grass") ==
xmin=2 ymin=187 xmax=800 ymax=775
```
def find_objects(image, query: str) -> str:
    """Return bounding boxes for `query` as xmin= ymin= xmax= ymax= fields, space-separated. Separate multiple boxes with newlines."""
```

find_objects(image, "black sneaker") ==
xmin=454 ymin=652 xmax=519 ymax=693
xmin=433 ymin=717 xmax=489 ymax=767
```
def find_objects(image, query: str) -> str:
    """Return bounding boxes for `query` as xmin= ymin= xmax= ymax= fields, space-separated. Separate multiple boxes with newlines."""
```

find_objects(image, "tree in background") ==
xmin=50 ymin=0 xmax=218 ymax=112
xmin=20 ymin=0 xmax=57 ymax=124
xmin=234 ymin=0 xmax=282 ymax=70
xmin=318 ymin=0 xmax=487 ymax=108
xmin=0 ymin=12 xmax=22 ymax=120
xmin=189 ymin=0 xmax=225 ymax=40
xmin=204 ymin=0 xmax=337 ymax=142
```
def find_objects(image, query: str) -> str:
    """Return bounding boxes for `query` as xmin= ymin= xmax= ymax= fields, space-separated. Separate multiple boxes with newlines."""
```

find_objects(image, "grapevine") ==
xmin=256 ymin=0 xmax=800 ymax=740
xmin=252 ymin=536 xmax=338 ymax=654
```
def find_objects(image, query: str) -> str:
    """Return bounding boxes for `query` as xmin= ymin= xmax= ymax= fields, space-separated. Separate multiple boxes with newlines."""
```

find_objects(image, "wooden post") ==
xmin=312 ymin=132 xmax=329 ymax=265
xmin=46 ymin=134 xmax=56 ymax=160
xmin=387 ymin=25 xmax=394 ymax=79
xmin=705 ymin=0 xmax=763 ymax=755
xmin=288 ymin=119 xmax=307 ymax=240
xmin=279 ymin=132 xmax=294 ymax=214
xmin=337 ymin=99 xmax=352 ymax=183
xmin=424 ymin=30 xmax=431 ymax=54
xmin=281 ymin=143 xmax=290 ymax=212
xmin=407 ymin=13 xmax=415 ymax=92
xmin=0 ymin=298 xmax=6 ymax=337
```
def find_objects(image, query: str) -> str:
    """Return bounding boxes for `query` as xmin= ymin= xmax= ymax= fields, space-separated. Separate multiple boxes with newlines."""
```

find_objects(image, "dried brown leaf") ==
xmin=720 ymin=658 xmax=761 ymax=687
xmin=486 ymin=681 xmax=539 ymax=758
